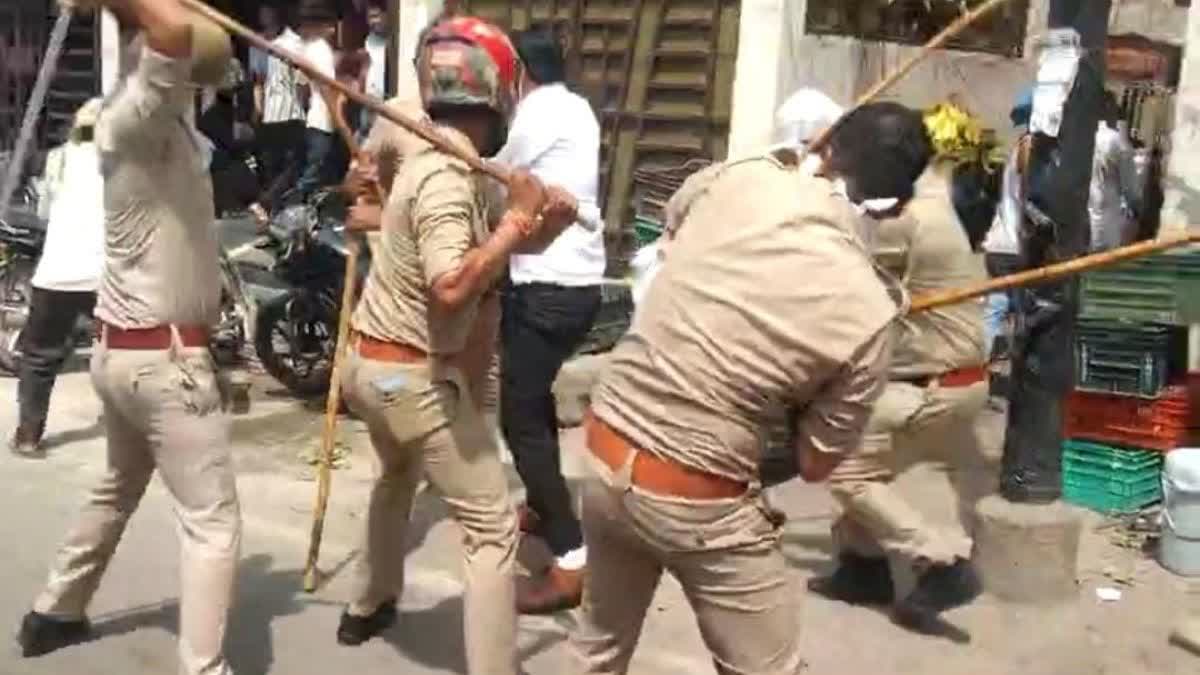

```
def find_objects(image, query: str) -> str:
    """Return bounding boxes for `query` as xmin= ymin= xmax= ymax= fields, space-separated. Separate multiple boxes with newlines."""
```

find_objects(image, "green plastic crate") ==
xmin=633 ymin=216 xmax=664 ymax=246
xmin=1073 ymin=318 xmax=1187 ymax=398
xmin=1062 ymin=439 xmax=1164 ymax=513
xmin=1080 ymin=248 xmax=1200 ymax=325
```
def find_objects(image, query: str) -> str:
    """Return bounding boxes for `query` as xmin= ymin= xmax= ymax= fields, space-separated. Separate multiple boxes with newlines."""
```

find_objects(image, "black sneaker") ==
xmin=9 ymin=427 xmax=44 ymax=459
xmin=336 ymin=597 xmax=397 ymax=646
xmin=893 ymin=557 xmax=982 ymax=632
xmin=807 ymin=554 xmax=895 ymax=606
xmin=17 ymin=611 xmax=91 ymax=657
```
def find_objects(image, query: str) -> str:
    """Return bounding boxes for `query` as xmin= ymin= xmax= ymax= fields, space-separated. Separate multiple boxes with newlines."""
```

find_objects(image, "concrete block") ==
xmin=553 ymin=353 xmax=609 ymax=428
xmin=971 ymin=495 xmax=1083 ymax=605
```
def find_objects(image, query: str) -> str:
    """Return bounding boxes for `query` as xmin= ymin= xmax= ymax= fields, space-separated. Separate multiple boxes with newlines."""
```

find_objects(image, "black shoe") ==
xmin=336 ymin=597 xmax=397 ymax=646
xmin=807 ymin=554 xmax=895 ymax=606
xmin=892 ymin=558 xmax=982 ymax=632
xmin=17 ymin=611 xmax=90 ymax=657
xmin=9 ymin=426 xmax=44 ymax=459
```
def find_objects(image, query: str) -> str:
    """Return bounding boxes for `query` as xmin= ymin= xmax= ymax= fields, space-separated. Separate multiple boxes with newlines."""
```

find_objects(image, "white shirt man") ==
xmin=302 ymin=35 xmax=336 ymax=134
xmin=261 ymin=27 xmax=306 ymax=125
xmin=33 ymin=141 xmax=105 ymax=293
xmin=1088 ymin=120 xmax=1142 ymax=252
xmin=494 ymin=82 xmax=606 ymax=286
xmin=495 ymin=30 xmax=606 ymax=615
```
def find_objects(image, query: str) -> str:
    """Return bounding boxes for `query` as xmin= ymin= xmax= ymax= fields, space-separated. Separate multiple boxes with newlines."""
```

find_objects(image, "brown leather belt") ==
xmin=351 ymin=331 xmax=427 ymax=363
xmin=584 ymin=411 xmax=747 ymax=500
xmin=898 ymin=364 xmax=988 ymax=389
xmin=100 ymin=322 xmax=209 ymax=350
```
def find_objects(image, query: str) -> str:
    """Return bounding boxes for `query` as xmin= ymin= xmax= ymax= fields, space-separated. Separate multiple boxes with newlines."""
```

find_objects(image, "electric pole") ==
xmin=1001 ymin=0 xmax=1110 ymax=503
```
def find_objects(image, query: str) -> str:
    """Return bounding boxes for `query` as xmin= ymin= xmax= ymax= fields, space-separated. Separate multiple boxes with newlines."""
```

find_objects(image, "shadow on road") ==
xmin=40 ymin=419 xmax=105 ymax=452
xmin=86 ymin=554 xmax=309 ymax=674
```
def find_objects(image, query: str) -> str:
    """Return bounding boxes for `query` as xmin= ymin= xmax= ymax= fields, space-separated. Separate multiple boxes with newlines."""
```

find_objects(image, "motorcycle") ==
xmin=0 ymin=207 xmax=59 ymax=373
xmin=253 ymin=190 xmax=368 ymax=398
xmin=0 ymin=206 xmax=252 ymax=374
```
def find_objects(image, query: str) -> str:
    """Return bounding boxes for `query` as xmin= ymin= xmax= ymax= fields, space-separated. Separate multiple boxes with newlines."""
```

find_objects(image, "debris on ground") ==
xmin=1096 ymin=506 xmax=1162 ymax=552
xmin=297 ymin=440 xmax=352 ymax=474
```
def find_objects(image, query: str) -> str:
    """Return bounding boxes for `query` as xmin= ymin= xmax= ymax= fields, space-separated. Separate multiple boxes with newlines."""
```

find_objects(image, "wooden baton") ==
xmin=807 ymin=0 xmax=1015 ymax=154
xmin=909 ymin=231 xmax=1200 ymax=313
xmin=300 ymin=82 xmax=377 ymax=593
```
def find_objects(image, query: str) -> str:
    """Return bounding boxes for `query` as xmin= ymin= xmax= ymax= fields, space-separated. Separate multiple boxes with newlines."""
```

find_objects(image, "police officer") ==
xmin=17 ymin=2 xmax=242 ymax=674
xmin=810 ymin=128 xmax=990 ymax=631
xmin=572 ymin=103 xmax=933 ymax=674
xmin=331 ymin=17 xmax=574 ymax=675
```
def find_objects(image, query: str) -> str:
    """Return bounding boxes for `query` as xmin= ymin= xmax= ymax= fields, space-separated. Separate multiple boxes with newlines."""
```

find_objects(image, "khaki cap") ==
xmin=188 ymin=13 xmax=232 ymax=87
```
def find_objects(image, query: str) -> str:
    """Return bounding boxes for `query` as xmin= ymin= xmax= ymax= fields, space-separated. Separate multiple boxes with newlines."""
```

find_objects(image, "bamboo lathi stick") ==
xmin=806 ymin=0 xmax=1016 ymax=154
xmin=299 ymin=78 xmax=375 ymax=594
xmin=909 ymin=231 xmax=1200 ymax=313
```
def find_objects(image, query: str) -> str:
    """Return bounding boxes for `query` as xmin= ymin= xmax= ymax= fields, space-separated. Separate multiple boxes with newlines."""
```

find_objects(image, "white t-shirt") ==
xmin=365 ymin=33 xmax=387 ymax=100
xmin=32 ymin=142 xmax=105 ymax=292
xmin=982 ymin=140 xmax=1023 ymax=256
xmin=262 ymin=29 xmax=306 ymax=124
xmin=301 ymin=37 xmax=336 ymax=133
xmin=494 ymin=83 xmax=606 ymax=286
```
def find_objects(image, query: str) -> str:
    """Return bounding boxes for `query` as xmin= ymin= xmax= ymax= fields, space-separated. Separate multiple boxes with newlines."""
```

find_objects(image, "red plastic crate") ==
xmin=1064 ymin=383 xmax=1198 ymax=452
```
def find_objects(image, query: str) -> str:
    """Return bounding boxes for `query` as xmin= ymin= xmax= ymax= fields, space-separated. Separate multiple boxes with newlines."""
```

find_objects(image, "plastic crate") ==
xmin=1073 ymin=318 xmax=1187 ymax=398
xmin=1062 ymin=439 xmax=1164 ymax=513
xmin=1079 ymin=248 xmax=1200 ymax=325
xmin=1063 ymin=385 xmax=1197 ymax=452
xmin=633 ymin=216 xmax=664 ymax=246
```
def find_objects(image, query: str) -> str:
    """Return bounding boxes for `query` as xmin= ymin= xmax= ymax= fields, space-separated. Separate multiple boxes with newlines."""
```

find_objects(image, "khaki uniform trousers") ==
xmin=827 ymin=379 xmax=987 ymax=599
xmin=571 ymin=451 xmax=805 ymax=675
xmin=34 ymin=335 xmax=241 ymax=675
xmin=341 ymin=350 xmax=519 ymax=675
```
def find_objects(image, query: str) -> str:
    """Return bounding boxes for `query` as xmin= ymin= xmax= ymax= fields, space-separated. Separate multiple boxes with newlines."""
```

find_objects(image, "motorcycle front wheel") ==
xmin=253 ymin=292 xmax=337 ymax=398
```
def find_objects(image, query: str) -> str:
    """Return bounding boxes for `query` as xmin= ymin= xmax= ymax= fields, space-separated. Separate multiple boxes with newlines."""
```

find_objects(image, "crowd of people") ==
xmin=6 ymin=0 xmax=1155 ymax=674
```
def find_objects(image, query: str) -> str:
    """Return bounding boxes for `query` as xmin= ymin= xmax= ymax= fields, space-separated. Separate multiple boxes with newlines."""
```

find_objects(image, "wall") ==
xmin=1160 ymin=2 xmax=1200 ymax=237
xmin=728 ymin=0 xmax=1192 ymax=154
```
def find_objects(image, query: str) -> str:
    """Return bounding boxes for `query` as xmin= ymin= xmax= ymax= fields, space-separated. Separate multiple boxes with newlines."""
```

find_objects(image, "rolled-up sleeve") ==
xmin=794 ymin=326 xmax=892 ymax=457
xmin=412 ymin=163 xmax=475 ymax=286
xmin=103 ymin=47 xmax=190 ymax=146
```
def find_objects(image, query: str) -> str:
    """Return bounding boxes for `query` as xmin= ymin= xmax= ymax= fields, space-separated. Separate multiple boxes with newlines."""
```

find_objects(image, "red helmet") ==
xmin=417 ymin=16 xmax=518 ymax=120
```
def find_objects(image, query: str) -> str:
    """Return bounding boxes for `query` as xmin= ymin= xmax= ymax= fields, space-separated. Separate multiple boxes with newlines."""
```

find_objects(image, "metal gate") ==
xmin=0 ymin=1 xmax=100 ymax=158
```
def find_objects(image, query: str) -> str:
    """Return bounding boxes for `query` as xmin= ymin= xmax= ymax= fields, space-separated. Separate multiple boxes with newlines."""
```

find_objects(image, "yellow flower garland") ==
xmin=924 ymin=102 xmax=985 ymax=157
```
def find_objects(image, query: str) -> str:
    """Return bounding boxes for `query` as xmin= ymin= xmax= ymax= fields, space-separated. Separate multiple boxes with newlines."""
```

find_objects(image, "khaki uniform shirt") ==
xmin=350 ymin=112 xmax=492 ymax=355
xmin=591 ymin=153 xmax=901 ymax=483
xmin=94 ymin=47 xmax=221 ymax=329
xmin=873 ymin=169 xmax=987 ymax=379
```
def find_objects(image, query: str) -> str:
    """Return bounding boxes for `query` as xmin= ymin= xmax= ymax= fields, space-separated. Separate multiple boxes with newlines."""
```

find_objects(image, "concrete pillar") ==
xmin=100 ymin=9 xmax=119 ymax=95
xmin=393 ymin=0 xmax=430 ymax=102
xmin=727 ymin=0 xmax=786 ymax=157
xmin=1159 ymin=0 xmax=1200 ymax=237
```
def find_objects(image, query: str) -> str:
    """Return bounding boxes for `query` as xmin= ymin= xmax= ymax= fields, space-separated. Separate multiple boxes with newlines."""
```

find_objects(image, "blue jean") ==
xmin=984 ymin=252 xmax=1021 ymax=358
xmin=985 ymin=291 xmax=1010 ymax=358
xmin=294 ymin=128 xmax=335 ymax=202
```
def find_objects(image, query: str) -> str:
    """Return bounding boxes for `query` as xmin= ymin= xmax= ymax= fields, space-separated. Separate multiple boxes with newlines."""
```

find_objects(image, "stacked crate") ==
xmin=1062 ymin=249 xmax=1200 ymax=513
xmin=627 ymin=159 xmax=713 ymax=253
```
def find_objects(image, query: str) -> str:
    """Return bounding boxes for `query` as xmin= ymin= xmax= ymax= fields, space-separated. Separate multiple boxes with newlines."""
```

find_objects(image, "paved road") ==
xmin=0 ymin=371 xmax=1196 ymax=674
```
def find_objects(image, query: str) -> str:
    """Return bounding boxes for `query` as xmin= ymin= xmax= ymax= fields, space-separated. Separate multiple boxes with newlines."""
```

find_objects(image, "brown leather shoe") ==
xmin=517 ymin=565 xmax=584 ymax=615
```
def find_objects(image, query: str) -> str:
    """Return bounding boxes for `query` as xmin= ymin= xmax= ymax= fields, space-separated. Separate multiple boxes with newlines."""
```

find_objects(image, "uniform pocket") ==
xmin=622 ymin=489 xmax=778 ymax=554
xmin=168 ymin=352 xmax=223 ymax=417
xmin=364 ymin=365 xmax=461 ymax=448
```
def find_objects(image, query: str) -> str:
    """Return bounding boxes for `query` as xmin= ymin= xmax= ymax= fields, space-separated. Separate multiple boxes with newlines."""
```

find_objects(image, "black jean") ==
xmin=500 ymin=282 xmax=602 ymax=557
xmin=256 ymin=120 xmax=306 ymax=211
xmin=16 ymin=287 xmax=96 ymax=438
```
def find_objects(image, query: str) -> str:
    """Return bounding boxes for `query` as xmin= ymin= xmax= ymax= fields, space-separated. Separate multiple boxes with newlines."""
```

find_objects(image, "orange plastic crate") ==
xmin=1064 ymin=383 xmax=1197 ymax=452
